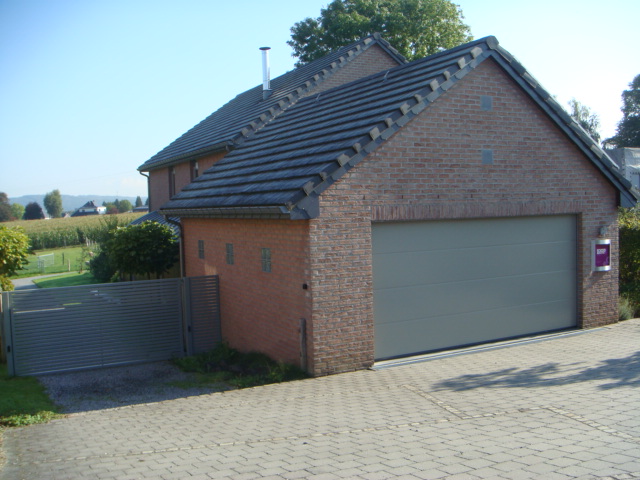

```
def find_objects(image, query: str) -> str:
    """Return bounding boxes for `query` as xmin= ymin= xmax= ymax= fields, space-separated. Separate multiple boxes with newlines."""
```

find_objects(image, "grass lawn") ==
xmin=11 ymin=245 xmax=91 ymax=279
xmin=32 ymin=272 xmax=97 ymax=289
xmin=0 ymin=364 xmax=60 ymax=428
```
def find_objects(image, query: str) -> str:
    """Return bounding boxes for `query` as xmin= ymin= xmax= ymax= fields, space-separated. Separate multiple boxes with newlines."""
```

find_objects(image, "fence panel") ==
xmin=185 ymin=276 xmax=222 ymax=355
xmin=2 ymin=278 xmax=185 ymax=376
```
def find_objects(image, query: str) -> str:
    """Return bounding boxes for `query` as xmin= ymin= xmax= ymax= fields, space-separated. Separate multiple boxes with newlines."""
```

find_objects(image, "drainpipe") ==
xmin=164 ymin=216 xmax=184 ymax=278
xmin=139 ymin=171 xmax=150 ymax=210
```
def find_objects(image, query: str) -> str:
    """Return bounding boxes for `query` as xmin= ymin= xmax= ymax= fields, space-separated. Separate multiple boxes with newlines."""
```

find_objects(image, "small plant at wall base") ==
xmin=172 ymin=343 xmax=309 ymax=389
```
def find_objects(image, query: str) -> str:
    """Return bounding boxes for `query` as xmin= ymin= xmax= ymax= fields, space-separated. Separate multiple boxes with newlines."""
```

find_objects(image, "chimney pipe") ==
xmin=260 ymin=46 xmax=272 ymax=100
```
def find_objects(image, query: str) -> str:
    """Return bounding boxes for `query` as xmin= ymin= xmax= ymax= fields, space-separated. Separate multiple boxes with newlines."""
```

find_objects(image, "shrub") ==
xmin=619 ymin=296 xmax=636 ymax=321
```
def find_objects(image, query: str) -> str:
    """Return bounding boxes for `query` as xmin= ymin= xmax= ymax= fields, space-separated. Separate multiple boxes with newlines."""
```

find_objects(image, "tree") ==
xmin=43 ymin=189 xmax=63 ymax=218
xmin=23 ymin=202 xmax=44 ymax=220
xmin=10 ymin=203 xmax=25 ymax=220
xmin=0 ymin=192 xmax=12 ymax=222
xmin=0 ymin=226 xmax=30 ymax=291
xmin=567 ymin=98 xmax=601 ymax=143
xmin=117 ymin=199 xmax=132 ymax=213
xmin=288 ymin=0 xmax=472 ymax=66
xmin=135 ymin=196 xmax=143 ymax=208
xmin=604 ymin=74 xmax=640 ymax=148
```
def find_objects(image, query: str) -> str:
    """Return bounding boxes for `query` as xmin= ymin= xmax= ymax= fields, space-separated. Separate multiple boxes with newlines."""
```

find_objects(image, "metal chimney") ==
xmin=260 ymin=46 xmax=272 ymax=100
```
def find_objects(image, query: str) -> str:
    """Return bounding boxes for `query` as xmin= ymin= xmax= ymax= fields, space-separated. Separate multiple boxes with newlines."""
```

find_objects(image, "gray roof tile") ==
xmin=138 ymin=34 xmax=406 ymax=172
xmin=160 ymin=36 xmax=636 ymax=217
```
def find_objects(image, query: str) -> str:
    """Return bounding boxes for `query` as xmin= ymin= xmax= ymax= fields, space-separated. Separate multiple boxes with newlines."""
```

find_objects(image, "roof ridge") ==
xmin=139 ymin=34 xmax=405 ymax=171
xmin=228 ymin=35 xmax=407 ymax=148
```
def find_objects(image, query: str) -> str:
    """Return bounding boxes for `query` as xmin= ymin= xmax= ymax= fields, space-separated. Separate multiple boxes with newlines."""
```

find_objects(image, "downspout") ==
xmin=139 ymin=171 xmax=150 ymax=210
xmin=164 ymin=216 xmax=184 ymax=278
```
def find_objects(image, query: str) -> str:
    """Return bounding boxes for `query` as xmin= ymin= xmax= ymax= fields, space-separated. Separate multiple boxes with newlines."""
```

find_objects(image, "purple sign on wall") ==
xmin=592 ymin=240 xmax=611 ymax=272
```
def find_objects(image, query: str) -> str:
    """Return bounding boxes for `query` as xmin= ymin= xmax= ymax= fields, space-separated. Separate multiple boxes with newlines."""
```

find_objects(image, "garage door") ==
xmin=373 ymin=215 xmax=577 ymax=360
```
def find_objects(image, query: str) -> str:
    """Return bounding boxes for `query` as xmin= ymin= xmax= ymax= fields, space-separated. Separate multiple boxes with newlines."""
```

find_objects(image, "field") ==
xmin=11 ymin=246 xmax=90 ymax=278
xmin=3 ymin=212 xmax=144 ymax=250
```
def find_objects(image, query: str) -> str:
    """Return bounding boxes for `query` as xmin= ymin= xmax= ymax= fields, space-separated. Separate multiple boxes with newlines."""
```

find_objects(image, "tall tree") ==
xmin=43 ymin=189 xmax=63 ymax=218
xmin=23 ymin=202 xmax=45 ymax=220
xmin=288 ymin=0 xmax=472 ymax=66
xmin=135 ymin=196 xmax=143 ymax=208
xmin=567 ymin=98 xmax=601 ymax=143
xmin=0 ymin=192 xmax=12 ymax=222
xmin=604 ymin=74 xmax=640 ymax=148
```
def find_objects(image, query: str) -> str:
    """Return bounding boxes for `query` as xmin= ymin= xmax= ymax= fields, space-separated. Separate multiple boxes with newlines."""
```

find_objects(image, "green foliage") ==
xmin=135 ymin=195 xmax=143 ymax=208
xmin=619 ymin=296 xmax=636 ymax=321
xmin=0 ymin=225 xmax=29 ymax=290
xmin=10 ymin=202 xmax=25 ymax=220
xmin=107 ymin=221 xmax=178 ymax=279
xmin=619 ymin=207 xmax=640 ymax=315
xmin=89 ymin=250 xmax=116 ymax=282
xmin=0 ymin=364 xmax=60 ymax=428
xmin=604 ymin=74 xmax=640 ymax=148
xmin=567 ymin=98 xmax=600 ymax=143
xmin=43 ymin=189 xmax=63 ymax=218
xmin=172 ymin=343 xmax=309 ymax=389
xmin=288 ymin=0 xmax=472 ymax=66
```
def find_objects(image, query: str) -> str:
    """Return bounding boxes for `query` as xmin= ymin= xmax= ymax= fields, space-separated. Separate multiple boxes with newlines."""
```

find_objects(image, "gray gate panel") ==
xmin=6 ymin=278 xmax=185 ymax=376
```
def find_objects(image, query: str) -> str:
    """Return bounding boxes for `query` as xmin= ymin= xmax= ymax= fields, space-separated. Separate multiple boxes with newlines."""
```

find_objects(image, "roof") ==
xmin=160 ymin=36 xmax=636 ymax=219
xmin=130 ymin=210 xmax=180 ymax=235
xmin=138 ymin=34 xmax=406 ymax=172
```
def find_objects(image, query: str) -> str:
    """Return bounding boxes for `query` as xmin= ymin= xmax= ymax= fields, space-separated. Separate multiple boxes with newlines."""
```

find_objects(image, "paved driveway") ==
xmin=2 ymin=320 xmax=640 ymax=480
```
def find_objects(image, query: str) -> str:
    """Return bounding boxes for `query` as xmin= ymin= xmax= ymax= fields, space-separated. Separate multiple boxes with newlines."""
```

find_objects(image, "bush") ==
xmin=89 ymin=250 xmax=116 ymax=282
xmin=619 ymin=296 xmax=636 ymax=321
xmin=619 ymin=207 xmax=640 ymax=314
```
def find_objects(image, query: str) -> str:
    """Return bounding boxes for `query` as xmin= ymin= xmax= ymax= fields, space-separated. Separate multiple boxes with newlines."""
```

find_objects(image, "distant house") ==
xmin=139 ymin=35 xmax=635 ymax=376
xmin=71 ymin=200 xmax=106 ymax=217
xmin=607 ymin=148 xmax=640 ymax=189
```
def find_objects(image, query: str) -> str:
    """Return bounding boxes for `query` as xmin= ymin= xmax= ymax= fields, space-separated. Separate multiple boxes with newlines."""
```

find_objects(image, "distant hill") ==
xmin=9 ymin=195 xmax=146 ymax=213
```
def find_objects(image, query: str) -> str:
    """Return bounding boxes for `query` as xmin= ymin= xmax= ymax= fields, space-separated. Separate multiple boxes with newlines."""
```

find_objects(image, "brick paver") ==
xmin=2 ymin=320 xmax=640 ymax=479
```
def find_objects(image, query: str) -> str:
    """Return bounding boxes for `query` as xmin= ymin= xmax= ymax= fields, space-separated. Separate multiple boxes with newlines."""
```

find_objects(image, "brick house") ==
xmin=143 ymin=35 xmax=635 ymax=376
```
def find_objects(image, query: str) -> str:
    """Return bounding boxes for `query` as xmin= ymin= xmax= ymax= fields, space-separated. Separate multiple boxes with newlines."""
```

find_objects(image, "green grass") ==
xmin=172 ymin=343 xmax=309 ymax=389
xmin=0 ymin=364 xmax=61 ymax=428
xmin=33 ymin=272 xmax=97 ymax=288
xmin=11 ymin=245 xmax=91 ymax=279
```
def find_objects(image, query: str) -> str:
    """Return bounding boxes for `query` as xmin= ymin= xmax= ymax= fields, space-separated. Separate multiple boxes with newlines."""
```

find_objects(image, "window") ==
xmin=169 ymin=167 xmax=176 ymax=197
xmin=198 ymin=240 xmax=205 ymax=259
xmin=226 ymin=243 xmax=234 ymax=265
xmin=191 ymin=160 xmax=199 ymax=181
xmin=261 ymin=248 xmax=271 ymax=272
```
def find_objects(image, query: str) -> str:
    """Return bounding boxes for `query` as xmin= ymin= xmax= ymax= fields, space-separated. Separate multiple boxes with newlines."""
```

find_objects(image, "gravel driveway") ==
xmin=37 ymin=361 xmax=230 ymax=413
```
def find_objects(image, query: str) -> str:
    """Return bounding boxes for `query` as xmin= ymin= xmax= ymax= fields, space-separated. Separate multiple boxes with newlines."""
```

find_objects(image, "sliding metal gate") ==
xmin=1 ymin=276 xmax=220 ymax=376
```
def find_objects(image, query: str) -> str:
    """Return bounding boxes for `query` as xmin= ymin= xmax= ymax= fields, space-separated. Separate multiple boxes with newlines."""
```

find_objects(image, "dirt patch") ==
xmin=37 ymin=361 xmax=230 ymax=414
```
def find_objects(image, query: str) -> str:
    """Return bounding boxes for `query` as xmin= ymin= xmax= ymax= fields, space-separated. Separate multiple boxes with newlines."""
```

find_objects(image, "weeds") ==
xmin=172 ymin=343 xmax=309 ymax=389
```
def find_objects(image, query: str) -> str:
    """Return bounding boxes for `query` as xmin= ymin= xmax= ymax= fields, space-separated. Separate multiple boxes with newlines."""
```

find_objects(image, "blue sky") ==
xmin=1 ymin=0 xmax=638 ymax=198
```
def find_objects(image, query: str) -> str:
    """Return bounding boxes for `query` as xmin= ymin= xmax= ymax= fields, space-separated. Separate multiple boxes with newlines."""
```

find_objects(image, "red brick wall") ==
xmin=308 ymin=58 xmax=620 ymax=375
xmin=183 ymin=218 xmax=311 ymax=367
xmin=147 ymin=151 xmax=226 ymax=210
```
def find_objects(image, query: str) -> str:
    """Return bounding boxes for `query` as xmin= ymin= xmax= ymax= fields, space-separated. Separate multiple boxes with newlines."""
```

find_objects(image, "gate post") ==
xmin=1 ymin=291 xmax=15 ymax=375
xmin=181 ymin=278 xmax=194 ymax=356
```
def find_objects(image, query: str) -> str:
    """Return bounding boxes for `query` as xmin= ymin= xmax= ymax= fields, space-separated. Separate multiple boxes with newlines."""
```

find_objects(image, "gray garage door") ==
xmin=373 ymin=215 xmax=577 ymax=360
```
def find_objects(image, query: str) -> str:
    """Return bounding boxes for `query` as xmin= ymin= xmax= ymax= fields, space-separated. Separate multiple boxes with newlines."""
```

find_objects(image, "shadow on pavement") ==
xmin=434 ymin=350 xmax=640 ymax=392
